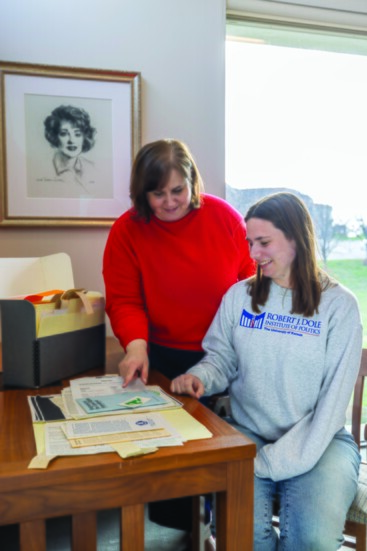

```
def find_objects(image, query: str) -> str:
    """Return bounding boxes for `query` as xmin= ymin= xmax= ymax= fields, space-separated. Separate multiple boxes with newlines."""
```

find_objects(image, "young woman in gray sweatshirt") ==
xmin=171 ymin=191 xmax=362 ymax=551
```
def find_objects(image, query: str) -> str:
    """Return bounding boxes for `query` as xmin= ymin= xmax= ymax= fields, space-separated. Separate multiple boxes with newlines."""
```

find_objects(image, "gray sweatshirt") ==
xmin=188 ymin=279 xmax=363 ymax=481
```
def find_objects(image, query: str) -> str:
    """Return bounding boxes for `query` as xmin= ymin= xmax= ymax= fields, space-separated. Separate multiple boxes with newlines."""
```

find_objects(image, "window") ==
xmin=225 ymin=17 xmax=367 ymax=348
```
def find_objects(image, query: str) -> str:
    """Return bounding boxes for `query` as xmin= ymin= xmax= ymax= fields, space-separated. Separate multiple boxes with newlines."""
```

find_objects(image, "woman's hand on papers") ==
xmin=170 ymin=374 xmax=204 ymax=399
xmin=119 ymin=339 xmax=149 ymax=387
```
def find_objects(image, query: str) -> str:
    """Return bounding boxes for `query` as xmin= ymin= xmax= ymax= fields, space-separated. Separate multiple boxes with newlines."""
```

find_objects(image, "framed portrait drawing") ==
xmin=0 ymin=61 xmax=141 ymax=226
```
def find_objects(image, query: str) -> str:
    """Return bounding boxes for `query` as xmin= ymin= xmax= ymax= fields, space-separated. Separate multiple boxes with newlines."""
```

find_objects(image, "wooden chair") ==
xmin=344 ymin=348 xmax=367 ymax=550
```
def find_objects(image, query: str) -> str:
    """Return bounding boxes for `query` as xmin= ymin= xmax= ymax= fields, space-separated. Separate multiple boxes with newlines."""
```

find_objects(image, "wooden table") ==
xmin=0 ymin=339 xmax=255 ymax=551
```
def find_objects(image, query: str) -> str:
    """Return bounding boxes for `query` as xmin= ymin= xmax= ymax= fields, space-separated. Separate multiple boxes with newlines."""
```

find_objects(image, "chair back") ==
xmin=351 ymin=348 xmax=367 ymax=449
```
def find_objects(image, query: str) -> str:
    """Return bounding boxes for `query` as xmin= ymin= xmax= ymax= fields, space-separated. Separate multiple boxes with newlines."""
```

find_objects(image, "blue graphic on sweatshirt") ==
xmin=240 ymin=309 xmax=321 ymax=336
xmin=240 ymin=310 xmax=265 ymax=329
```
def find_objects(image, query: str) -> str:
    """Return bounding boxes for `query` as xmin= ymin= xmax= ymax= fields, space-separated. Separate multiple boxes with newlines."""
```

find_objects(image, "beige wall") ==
xmin=0 ymin=0 xmax=225 ymax=335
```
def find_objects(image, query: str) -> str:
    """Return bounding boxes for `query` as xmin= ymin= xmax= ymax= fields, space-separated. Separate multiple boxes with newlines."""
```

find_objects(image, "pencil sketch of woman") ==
xmin=43 ymin=105 xmax=97 ymax=195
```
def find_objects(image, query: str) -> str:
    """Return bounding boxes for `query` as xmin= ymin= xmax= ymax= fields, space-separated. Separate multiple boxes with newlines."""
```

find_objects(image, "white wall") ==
xmin=0 ymin=0 xmax=225 ymax=335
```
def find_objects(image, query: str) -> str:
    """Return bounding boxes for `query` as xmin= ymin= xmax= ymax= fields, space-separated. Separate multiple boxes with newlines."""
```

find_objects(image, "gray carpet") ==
xmin=0 ymin=507 xmax=192 ymax=551
xmin=0 ymin=512 xmax=356 ymax=549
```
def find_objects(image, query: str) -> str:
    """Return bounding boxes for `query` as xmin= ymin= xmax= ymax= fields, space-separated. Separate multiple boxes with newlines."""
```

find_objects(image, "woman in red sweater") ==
xmin=103 ymin=139 xmax=255 ymax=538
xmin=103 ymin=138 xmax=255 ymax=386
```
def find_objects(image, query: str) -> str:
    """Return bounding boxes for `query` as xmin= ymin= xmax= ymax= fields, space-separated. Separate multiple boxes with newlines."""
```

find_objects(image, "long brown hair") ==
xmin=245 ymin=192 xmax=334 ymax=316
xmin=130 ymin=139 xmax=203 ymax=221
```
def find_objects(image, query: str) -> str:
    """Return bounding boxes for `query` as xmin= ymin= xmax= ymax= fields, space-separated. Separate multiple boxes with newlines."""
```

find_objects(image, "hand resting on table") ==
xmin=170 ymin=374 xmax=204 ymax=399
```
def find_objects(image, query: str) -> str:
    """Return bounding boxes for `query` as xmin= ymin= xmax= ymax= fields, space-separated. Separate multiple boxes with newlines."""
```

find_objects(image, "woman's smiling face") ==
xmin=146 ymin=169 xmax=192 ymax=222
xmin=246 ymin=217 xmax=297 ymax=288
xmin=57 ymin=121 xmax=84 ymax=159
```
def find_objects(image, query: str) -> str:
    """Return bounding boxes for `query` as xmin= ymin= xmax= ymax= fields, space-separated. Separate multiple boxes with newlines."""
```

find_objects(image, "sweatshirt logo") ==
xmin=239 ymin=309 xmax=322 ymax=336
xmin=240 ymin=310 xmax=265 ymax=329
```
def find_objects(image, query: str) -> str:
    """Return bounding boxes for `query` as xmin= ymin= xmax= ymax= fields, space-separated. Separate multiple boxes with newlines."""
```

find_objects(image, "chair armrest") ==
xmin=206 ymin=394 xmax=231 ymax=418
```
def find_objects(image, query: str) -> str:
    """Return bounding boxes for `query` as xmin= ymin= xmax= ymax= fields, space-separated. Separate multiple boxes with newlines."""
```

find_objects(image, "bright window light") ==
xmin=225 ymin=22 xmax=367 ymax=227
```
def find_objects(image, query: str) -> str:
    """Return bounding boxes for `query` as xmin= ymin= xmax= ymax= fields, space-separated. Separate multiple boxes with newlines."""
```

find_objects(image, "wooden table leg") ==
xmin=216 ymin=460 xmax=254 ymax=551
xmin=121 ymin=504 xmax=145 ymax=551
xmin=19 ymin=519 xmax=46 ymax=551
xmin=72 ymin=511 xmax=97 ymax=551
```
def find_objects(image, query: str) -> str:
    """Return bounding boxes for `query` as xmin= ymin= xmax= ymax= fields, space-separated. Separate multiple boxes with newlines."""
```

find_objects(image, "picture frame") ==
xmin=0 ymin=61 xmax=141 ymax=227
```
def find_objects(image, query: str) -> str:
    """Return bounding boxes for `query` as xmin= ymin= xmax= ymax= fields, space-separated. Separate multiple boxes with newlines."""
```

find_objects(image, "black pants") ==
xmin=148 ymin=343 xmax=205 ymax=532
xmin=148 ymin=342 xmax=205 ymax=380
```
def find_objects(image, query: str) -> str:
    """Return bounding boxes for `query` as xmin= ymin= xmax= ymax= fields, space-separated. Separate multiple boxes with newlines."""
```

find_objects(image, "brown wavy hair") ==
xmin=245 ymin=192 xmax=334 ymax=316
xmin=129 ymin=139 xmax=203 ymax=221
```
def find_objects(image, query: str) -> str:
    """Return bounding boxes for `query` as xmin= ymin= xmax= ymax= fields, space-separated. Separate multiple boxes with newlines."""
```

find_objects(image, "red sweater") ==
xmin=103 ymin=194 xmax=255 ymax=351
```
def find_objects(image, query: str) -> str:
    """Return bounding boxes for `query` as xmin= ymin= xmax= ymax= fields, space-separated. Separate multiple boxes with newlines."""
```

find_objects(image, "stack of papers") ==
xmin=28 ymin=375 xmax=198 ymax=465
xmin=38 ymin=412 xmax=185 ymax=461
xmin=60 ymin=412 xmax=182 ymax=448
xmin=28 ymin=375 xmax=183 ymax=422
xmin=69 ymin=375 xmax=179 ymax=416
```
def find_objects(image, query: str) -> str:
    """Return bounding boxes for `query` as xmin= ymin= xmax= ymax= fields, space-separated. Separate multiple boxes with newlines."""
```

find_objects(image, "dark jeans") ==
xmin=148 ymin=343 xmax=205 ymax=532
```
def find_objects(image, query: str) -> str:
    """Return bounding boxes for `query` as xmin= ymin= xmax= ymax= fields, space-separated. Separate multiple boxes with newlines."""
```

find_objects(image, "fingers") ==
xmin=122 ymin=365 xmax=142 ymax=387
xmin=118 ymin=342 xmax=150 ymax=387
xmin=140 ymin=360 xmax=149 ymax=385
xmin=119 ymin=357 xmax=148 ymax=387
xmin=170 ymin=374 xmax=204 ymax=399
